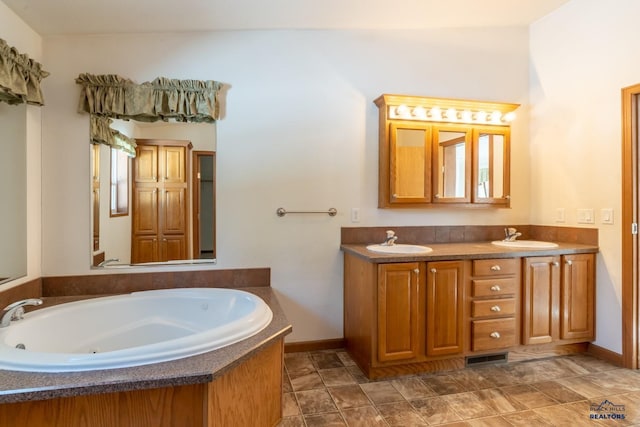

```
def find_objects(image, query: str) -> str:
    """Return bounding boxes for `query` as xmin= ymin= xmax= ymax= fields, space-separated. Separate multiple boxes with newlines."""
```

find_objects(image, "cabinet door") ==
xmin=161 ymin=146 xmax=187 ymax=183
xmin=522 ymin=256 xmax=560 ymax=345
xmin=426 ymin=261 xmax=464 ymax=356
xmin=377 ymin=263 xmax=423 ymax=362
xmin=561 ymin=254 xmax=595 ymax=340
xmin=134 ymin=145 xmax=159 ymax=183
xmin=472 ymin=126 xmax=510 ymax=205
xmin=389 ymin=122 xmax=431 ymax=204
xmin=432 ymin=127 xmax=472 ymax=203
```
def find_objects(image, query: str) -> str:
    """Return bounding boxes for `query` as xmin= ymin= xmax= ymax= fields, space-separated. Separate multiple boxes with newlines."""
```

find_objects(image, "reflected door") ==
xmin=433 ymin=127 xmax=471 ymax=203
xmin=473 ymin=127 xmax=510 ymax=204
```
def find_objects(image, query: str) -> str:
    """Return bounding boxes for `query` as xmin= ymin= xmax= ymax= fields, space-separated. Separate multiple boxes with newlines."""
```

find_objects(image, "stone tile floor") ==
xmin=278 ymin=349 xmax=640 ymax=426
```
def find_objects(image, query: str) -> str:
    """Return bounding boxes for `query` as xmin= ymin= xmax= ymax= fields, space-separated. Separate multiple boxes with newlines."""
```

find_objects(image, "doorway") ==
xmin=622 ymin=83 xmax=640 ymax=369
xmin=192 ymin=151 xmax=216 ymax=259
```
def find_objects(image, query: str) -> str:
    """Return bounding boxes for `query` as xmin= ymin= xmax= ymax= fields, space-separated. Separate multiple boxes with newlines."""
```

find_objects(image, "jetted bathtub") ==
xmin=0 ymin=288 xmax=273 ymax=372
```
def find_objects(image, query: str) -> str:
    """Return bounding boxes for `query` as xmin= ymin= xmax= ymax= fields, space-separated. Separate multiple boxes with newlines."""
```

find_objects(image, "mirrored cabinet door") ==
xmin=433 ymin=127 xmax=472 ymax=203
xmin=473 ymin=127 xmax=510 ymax=204
xmin=389 ymin=122 xmax=431 ymax=203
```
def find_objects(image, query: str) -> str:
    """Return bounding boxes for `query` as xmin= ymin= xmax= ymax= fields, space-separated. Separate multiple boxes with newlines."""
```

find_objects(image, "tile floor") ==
xmin=278 ymin=349 xmax=640 ymax=426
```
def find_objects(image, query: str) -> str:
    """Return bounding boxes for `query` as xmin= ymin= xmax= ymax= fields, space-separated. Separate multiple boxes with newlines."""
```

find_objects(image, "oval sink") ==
xmin=491 ymin=240 xmax=559 ymax=249
xmin=366 ymin=244 xmax=433 ymax=254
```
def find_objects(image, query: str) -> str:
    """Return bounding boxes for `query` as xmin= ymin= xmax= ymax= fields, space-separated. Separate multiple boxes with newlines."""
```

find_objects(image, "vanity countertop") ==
xmin=341 ymin=241 xmax=599 ymax=263
xmin=0 ymin=287 xmax=292 ymax=404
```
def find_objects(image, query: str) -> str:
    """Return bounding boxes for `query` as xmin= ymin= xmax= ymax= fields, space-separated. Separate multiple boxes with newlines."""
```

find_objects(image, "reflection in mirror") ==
xmin=391 ymin=126 xmax=430 ymax=201
xmin=0 ymin=103 xmax=27 ymax=283
xmin=435 ymin=129 xmax=470 ymax=201
xmin=477 ymin=132 xmax=505 ymax=199
xmin=91 ymin=120 xmax=216 ymax=268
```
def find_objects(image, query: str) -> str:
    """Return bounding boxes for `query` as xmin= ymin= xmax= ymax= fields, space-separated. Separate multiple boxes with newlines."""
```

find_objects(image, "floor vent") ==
xmin=465 ymin=352 xmax=508 ymax=367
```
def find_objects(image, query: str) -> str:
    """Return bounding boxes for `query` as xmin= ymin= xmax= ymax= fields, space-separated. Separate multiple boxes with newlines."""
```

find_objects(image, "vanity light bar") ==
xmin=375 ymin=94 xmax=520 ymax=127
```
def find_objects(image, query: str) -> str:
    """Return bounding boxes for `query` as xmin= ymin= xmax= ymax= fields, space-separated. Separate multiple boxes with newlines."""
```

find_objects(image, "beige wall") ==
xmin=529 ymin=0 xmax=640 ymax=353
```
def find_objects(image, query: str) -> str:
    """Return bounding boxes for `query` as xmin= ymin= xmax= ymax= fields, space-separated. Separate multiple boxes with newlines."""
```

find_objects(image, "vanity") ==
xmin=341 ymin=225 xmax=598 ymax=379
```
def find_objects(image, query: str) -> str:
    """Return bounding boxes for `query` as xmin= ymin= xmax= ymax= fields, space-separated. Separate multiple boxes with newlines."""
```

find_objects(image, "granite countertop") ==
xmin=0 ymin=287 xmax=292 ymax=404
xmin=341 ymin=241 xmax=599 ymax=263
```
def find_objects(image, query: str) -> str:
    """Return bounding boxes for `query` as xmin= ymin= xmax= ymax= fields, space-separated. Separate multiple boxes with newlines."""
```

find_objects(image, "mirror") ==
xmin=0 ymin=103 xmax=27 ymax=283
xmin=474 ymin=128 xmax=509 ymax=203
xmin=434 ymin=128 xmax=471 ymax=202
xmin=390 ymin=123 xmax=430 ymax=203
xmin=91 ymin=119 xmax=216 ymax=268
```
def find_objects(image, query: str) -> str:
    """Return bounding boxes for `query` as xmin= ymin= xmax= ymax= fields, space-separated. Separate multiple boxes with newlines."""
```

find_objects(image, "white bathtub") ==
xmin=0 ymin=288 xmax=273 ymax=372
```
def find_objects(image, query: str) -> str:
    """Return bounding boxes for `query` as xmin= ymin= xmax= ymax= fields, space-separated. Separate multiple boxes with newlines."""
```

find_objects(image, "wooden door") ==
xmin=426 ymin=261 xmax=464 ymax=356
xmin=377 ymin=262 xmax=423 ymax=362
xmin=131 ymin=140 xmax=190 ymax=263
xmin=388 ymin=122 xmax=432 ymax=204
xmin=561 ymin=254 xmax=595 ymax=340
xmin=522 ymin=256 xmax=560 ymax=345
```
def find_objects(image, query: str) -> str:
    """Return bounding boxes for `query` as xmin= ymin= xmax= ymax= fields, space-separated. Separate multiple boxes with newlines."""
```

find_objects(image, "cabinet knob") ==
xmin=430 ymin=268 xmax=437 ymax=273
xmin=434 ymin=194 xmax=441 ymax=199
xmin=490 ymin=265 xmax=501 ymax=271
xmin=490 ymin=332 xmax=501 ymax=339
xmin=566 ymin=260 xmax=573 ymax=266
xmin=552 ymin=261 xmax=560 ymax=267
xmin=413 ymin=269 xmax=419 ymax=274
xmin=491 ymin=305 xmax=501 ymax=312
xmin=490 ymin=285 xmax=501 ymax=292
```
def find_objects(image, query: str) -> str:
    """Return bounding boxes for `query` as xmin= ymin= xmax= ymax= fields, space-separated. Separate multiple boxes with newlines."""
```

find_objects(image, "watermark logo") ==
xmin=589 ymin=399 xmax=626 ymax=420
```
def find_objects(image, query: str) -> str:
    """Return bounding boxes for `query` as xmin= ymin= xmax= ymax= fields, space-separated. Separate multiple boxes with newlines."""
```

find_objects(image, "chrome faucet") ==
xmin=382 ymin=230 xmax=398 ymax=246
xmin=1 ymin=299 xmax=42 ymax=328
xmin=98 ymin=258 xmax=120 ymax=267
xmin=503 ymin=227 xmax=522 ymax=242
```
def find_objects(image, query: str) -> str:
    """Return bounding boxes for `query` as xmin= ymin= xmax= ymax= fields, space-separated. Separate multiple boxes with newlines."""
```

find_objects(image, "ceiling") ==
xmin=4 ymin=0 xmax=570 ymax=36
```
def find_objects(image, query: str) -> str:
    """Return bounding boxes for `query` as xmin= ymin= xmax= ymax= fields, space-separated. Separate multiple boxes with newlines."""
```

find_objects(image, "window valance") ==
xmin=76 ymin=73 xmax=221 ymax=123
xmin=90 ymin=115 xmax=137 ymax=157
xmin=0 ymin=38 xmax=49 ymax=106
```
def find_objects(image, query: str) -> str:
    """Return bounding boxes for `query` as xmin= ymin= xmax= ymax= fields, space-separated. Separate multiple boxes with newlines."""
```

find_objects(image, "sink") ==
xmin=366 ymin=244 xmax=433 ymax=254
xmin=491 ymin=240 xmax=559 ymax=249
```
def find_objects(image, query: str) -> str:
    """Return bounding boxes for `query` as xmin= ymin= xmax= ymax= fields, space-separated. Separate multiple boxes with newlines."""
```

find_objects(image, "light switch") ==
xmin=601 ymin=208 xmax=614 ymax=225
xmin=351 ymin=208 xmax=360 ymax=223
xmin=555 ymin=208 xmax=565 ymax=223
xmin=577 ymin=208 xmax=595 ymax=224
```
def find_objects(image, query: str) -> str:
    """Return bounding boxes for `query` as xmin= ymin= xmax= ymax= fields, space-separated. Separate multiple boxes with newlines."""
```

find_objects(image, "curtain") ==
xmin=76 ymin=73 xmax=221 ymax=123
xmin=0 ymin=38 xmax=49 ymax=106
xmin=90 ymin=115 xmax=137 ymax=157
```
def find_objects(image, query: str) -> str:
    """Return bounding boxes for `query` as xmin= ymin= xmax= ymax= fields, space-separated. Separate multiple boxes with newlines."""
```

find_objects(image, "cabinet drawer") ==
xmin=472 ymin=318 xmax=516 ymax=351
xmin=472 ymin=278 xmax=518 ymax=297
xmin=471 ymin=298 xmax=516 ymax=318
xmin=473 ymin=259 xmax=518 ymax=277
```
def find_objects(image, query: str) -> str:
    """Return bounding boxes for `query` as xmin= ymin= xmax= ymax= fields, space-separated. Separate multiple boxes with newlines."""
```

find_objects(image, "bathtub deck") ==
xmin=0 ymin=287 xmax=292 ymax=404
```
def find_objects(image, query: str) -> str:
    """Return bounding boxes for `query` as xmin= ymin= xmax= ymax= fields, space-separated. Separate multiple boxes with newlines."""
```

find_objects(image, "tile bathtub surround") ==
xmin=280 ymin=349 xmax=640 ymax=426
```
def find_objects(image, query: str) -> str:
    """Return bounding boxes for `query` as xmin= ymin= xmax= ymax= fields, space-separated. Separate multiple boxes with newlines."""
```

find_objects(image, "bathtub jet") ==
xmin=0 ymin=288 xmax=273 ymax=372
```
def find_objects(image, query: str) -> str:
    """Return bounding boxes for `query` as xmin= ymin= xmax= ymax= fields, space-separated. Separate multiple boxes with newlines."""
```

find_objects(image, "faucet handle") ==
xmin=385 ymin=230 xmax=395 ymax=237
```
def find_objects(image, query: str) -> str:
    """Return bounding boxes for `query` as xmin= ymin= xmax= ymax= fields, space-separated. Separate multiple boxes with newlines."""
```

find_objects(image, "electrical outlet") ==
xmin=555 ymin=208 xmax=565 ymax=223
xmin=351 ymin=208 xmax=360 ymax=223
xmin=577 ymin=208 xmax=595 ymax=224
xmin=601 ymin=208 xmax=614 ymax=225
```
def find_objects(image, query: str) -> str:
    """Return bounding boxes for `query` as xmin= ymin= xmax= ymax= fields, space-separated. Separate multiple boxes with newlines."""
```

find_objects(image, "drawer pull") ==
xmin=430 ymin=268 xmax=437 ymax=273
xmin=413 ymin=268 xmax=419 ymax=274
xmin=490 ymin=305 xmax=501 ymax=312
xmin=566 ymin=260 xmax=573 ymax=266
xmin=490 ymin=265 xmax=501 ymax=271
xmin=552 ymin=261 xmax=560 ymax=267
xmin=490 ymin=285 xmax=501 ymax=292
xmin=490 ymin=332 xmax=501 ymax=339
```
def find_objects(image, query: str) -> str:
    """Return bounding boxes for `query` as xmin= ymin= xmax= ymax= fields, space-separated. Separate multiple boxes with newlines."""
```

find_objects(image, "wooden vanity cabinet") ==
xmin=377 ymin=262 xmax=425 ymax=362
xmin=522 ymin=253 xmax=595 ymax=345
xmin=468 ymin=258 xmax=520 ymax=352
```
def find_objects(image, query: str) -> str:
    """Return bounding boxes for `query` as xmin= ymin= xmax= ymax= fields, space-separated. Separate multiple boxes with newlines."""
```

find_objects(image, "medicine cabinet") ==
xmin=374 ymin=94 xmax=518 ymax=208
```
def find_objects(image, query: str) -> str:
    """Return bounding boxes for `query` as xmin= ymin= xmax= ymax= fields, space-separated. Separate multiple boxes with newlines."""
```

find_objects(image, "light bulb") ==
xmin=462 ymin=110 xmax=473 ymax=122
xmin=504 ymin=112 xmax=516 ymax=122
xmin=430 ymin=107 xmax=441 ymax=120
xmin=395 ymin=104 xmax=409 ymax=116
xmin=412 ymin=106 xmax=427 ymax=119
xmin=446 ymin=108 xmax=457 ymax=120
xmin=476 ymin=111 xmax=488 ymax=122
xmin=491 ymin=111 xmax=502 ymax=122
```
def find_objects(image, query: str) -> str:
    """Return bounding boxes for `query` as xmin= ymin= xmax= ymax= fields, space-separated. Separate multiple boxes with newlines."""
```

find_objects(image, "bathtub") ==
xmin=0 ymin=288 xmax=273 ymax=372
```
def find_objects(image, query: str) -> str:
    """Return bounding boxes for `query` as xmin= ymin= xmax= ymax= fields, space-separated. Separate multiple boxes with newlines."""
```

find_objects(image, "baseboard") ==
xmin=284 ymin=338 xmax=345 ymax=353
xmin=587 ymin=343 xmax=624 ymax=367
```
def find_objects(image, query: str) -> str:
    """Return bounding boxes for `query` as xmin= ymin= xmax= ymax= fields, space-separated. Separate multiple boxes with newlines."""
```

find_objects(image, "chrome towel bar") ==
xmin=276 ymin=207 xmax=337 ymax=217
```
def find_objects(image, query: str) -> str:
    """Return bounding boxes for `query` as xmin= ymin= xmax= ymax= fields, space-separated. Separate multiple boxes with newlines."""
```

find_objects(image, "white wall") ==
xmin=0 ymin=1 xmax=42 ymax=290
xmin=530 ymin=0 xmax=640 ymax=353
xmin=41 ymin=29 xmax=531 ymax=342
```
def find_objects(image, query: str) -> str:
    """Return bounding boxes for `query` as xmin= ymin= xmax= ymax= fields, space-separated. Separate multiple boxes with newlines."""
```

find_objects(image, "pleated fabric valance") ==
xmin=90 ymin=115 xmax=137 ymax=157
xmin=76 ymin=73 xmax=221 ymax=123
xmin=0 ymin=38 xmax=49 ymax=106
